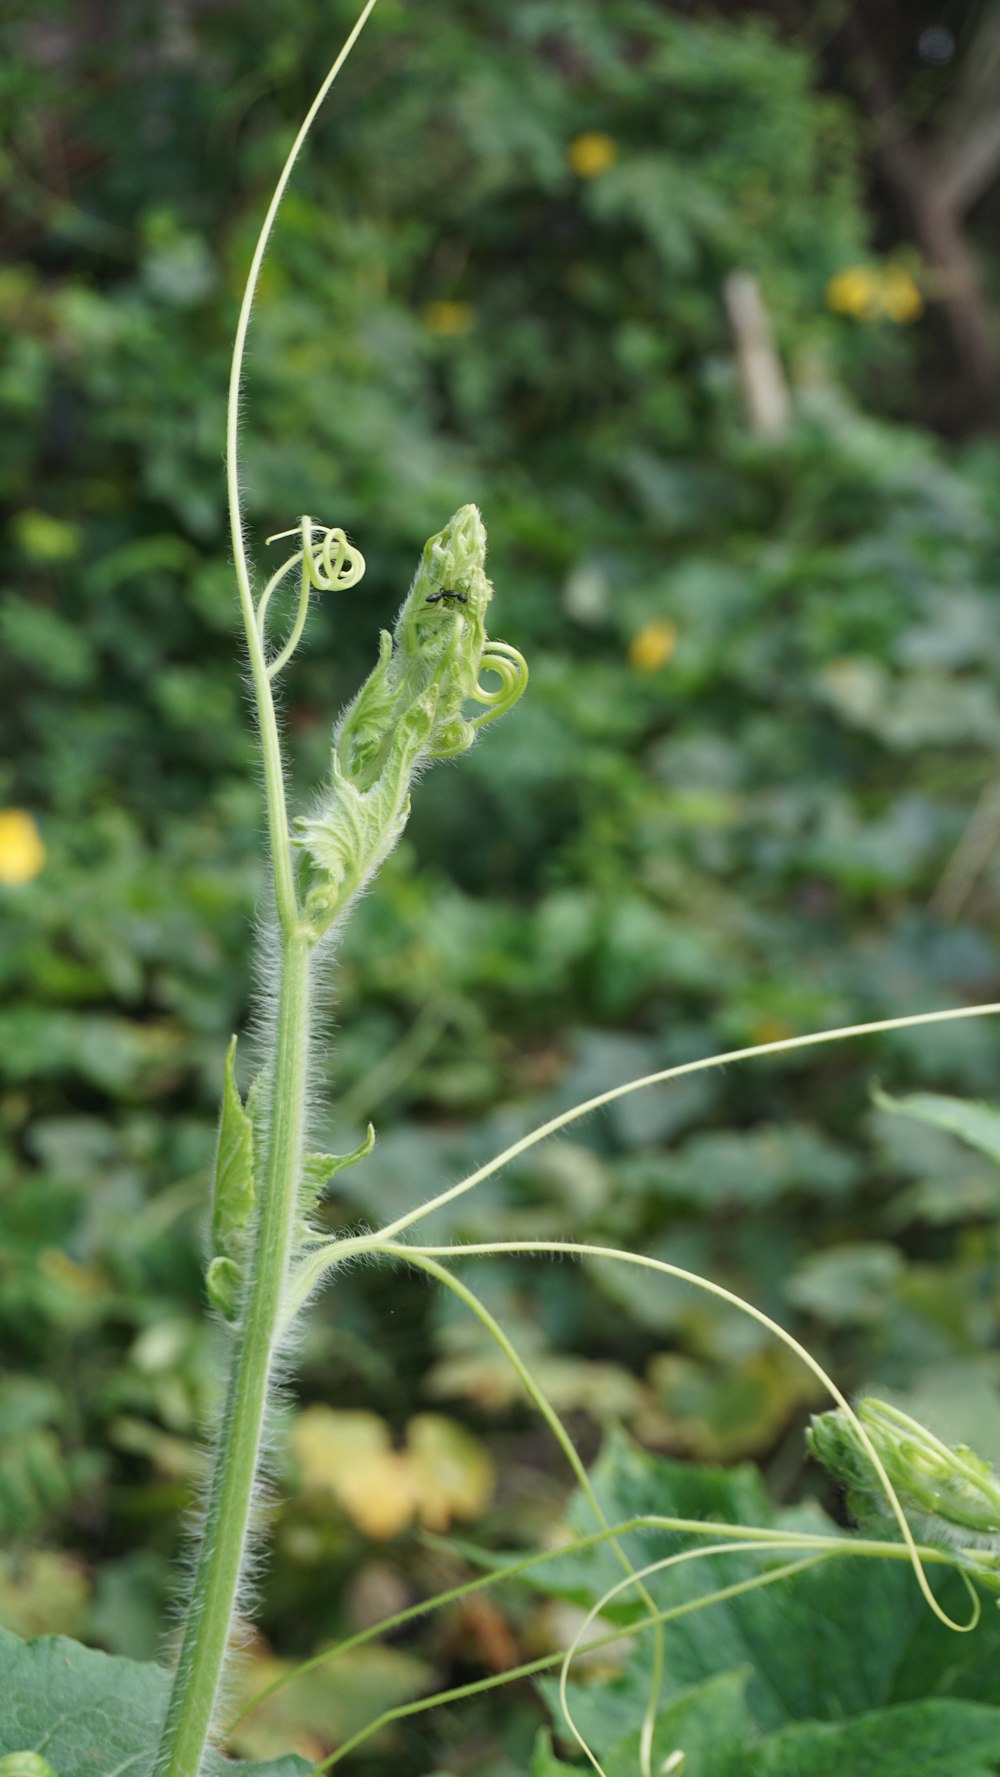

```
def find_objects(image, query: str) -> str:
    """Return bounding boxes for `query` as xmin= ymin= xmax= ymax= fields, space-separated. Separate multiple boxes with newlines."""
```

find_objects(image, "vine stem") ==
xmin=156 ymin=936 xmax=312 ymax=1777
xmin=155 ymin=6 xmax=380 ymax=1772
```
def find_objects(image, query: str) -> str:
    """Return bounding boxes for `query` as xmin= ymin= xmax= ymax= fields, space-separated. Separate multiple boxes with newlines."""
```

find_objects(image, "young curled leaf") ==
xmin=206 ymin=1256 xmax=243 ymax=1323
xmin=301 ymin=1123 xmax=375 ymax=1213
xmin=205 ymin=1036 xmax=257 ymax=1321
xmin=294 ymin=504 xmax=527 ymax=941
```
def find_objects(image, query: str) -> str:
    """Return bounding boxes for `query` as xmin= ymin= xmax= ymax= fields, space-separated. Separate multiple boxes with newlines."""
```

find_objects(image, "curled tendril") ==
xmin=469 ymin=639 xmax=530 ymax=729
xmin=424 ymin=639 xmax=529 ymax=762
xmin=257 ymin=517 xmax=366 ymax=679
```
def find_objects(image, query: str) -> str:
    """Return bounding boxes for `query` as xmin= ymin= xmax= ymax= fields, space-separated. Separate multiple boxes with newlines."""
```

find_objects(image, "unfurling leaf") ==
xmin=293 ymin=505 xmax=527 ymax=941
xmin=300 ymin=1123 xmax=375 ymax=1214
xmin=205 ymin=1036 xmax=257 ymax=1320
xmin=205 ymin=1256 xmax=242 ymax=1322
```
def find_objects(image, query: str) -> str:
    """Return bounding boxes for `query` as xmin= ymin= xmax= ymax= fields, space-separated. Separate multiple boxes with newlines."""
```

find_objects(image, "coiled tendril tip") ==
xmin=257 ymin=516 xmax=366 ymax=679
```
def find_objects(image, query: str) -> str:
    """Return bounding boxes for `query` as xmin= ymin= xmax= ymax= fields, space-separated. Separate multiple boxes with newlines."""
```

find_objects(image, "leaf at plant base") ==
xmin=873 ymin=1087 xmax=1000 ymax=1168
xmin=406 ymin=1414 xmax=494 ymax=1531
xmin=744 ymin=1698 xmax=1000 ymax=1776
xmin=0 ymin=1626 xmax=308 ymax=1777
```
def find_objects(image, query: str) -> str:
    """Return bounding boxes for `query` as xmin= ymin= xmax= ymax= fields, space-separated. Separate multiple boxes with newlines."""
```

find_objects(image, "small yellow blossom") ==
xmin=826 ymin=263 xmax=923 ymax=325
xmin=628 ymin=618 xmax=678 ymax=673
xmin=878 ymin=265 xmax=923 ymax=324
xmin=423 ymin=300 xmax=475 ymax=337
xmin=0 ymin=809 xmax=45 ymax=886
xmin=568 ymin=132 xmax=618 ymax=179
xmin=826 ymin=265 xmax=881 ymax=319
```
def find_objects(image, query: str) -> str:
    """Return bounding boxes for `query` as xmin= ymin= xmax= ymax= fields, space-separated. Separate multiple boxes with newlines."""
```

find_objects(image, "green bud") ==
xmin=0 ymin=1757 xmax=59 ymax=1777
xmin=294 ymin=504 xmax=527 ymax=940
xmin=809 ymin=1398 xmax=1000 ymax=1585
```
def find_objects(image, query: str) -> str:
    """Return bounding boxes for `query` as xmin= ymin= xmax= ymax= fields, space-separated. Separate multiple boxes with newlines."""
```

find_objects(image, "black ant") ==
xmin=425 ymin=584 xmax=468 ymax=606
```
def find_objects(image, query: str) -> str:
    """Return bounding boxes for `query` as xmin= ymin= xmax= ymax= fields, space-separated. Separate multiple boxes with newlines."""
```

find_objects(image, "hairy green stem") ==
xmin=154 ymin=10 xmax=386 ymax=1769
xmin=156 ymin=936 xmax=312 ymax=1776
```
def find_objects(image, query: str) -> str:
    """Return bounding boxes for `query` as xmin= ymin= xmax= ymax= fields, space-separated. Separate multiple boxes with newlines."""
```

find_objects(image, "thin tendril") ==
xmin=306 ymin=1553 xmax=824 ymax=1774
xmin=559 ymin=1541 xmax=830 ymax=1777
xmin=225 ymin=1512 xmax=947 ymax=1732
xmin=372 ymin=1002 xmax=1000 ymax=1244
xmin=395 ymin=1249 xmax=665 ymax=1777
xmin=387 ymin=1239 xmax=981 ymax=1637
xmin=258 ymin=519 xmax=366 ymax=678
xmin=226 ymin=0 xmax=381 ymax=623
xmin=469 ymin=639 xmax=530 ymax=727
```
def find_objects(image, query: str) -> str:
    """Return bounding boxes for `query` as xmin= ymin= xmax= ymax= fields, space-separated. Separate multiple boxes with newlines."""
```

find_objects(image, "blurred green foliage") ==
xmin=4 ymin=0 xmax=1000 ymax=1768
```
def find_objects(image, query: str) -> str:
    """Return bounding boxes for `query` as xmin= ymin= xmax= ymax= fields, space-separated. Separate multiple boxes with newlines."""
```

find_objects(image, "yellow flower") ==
xmin=826 ymin=263 xmax=924 ymax=325
xmin=0 ymin=809 xmax=45 ymax=885
xmin=568 ymin=132 xmax=617 ymax=179
xmin=878 ymin=265 xmax=923 ymax=324
xmin=628 ymin=618 xmax=678 ymax=673
xmin=826 ymin=265 xmax=881 ymax=318
xmin=423 ymin=300 xmax=475 ymax=337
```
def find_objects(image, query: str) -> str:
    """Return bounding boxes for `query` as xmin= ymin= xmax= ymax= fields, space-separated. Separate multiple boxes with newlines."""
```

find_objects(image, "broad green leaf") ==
xmin=527 ymin=1433 xmax=1000 ymax=1748
xmin=873 ymin=1087 xmax=1000 ymax=1169
xmin=0 ymin=1626 xmax=308 ymax=1777
xmin=533 ymin=1671 xmax=753 ymax=1777
xmin=745 ymin=1699 xmax=1000 ymax=1777
xmin=604 ymin=1670 xmax=753 ymax=1777
xmin=531 ymin=1727 xmax=574 ymax=1777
